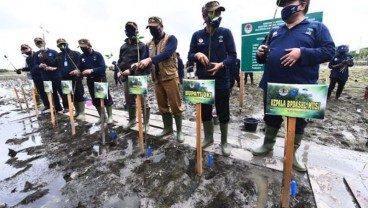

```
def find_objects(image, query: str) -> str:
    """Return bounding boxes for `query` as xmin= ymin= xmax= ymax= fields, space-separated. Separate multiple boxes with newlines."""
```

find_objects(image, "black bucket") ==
xmin=242 ymin=117 xmax=259 ymax=132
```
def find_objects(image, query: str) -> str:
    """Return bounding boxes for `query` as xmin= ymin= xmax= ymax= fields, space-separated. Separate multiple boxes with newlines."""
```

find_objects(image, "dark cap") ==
xmin=20 ymin=44 xmax=31 ymax=50
xmin=78 ymin=38 xmax=91 ymax=46
xmin=34 ymin=37 xmax=44 ymax=44
xmin=146 ymin=16 xmax=163 ymax=28
xmin=202 ymin=1 xmax=225 ymax=14
xmin=56 ymin=38 xmax=67 ymax=45
xmin=125 ymin=21 xmax=138 ymax=30
xmin=277 ymin=0 xmax=309 ymax=7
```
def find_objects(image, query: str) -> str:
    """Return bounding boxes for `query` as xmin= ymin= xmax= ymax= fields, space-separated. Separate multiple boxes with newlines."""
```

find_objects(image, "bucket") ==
xmin=86 ymin=100 xmax=92 ymax=107
xmin=242 ymin=117 xmax=259 ymax=132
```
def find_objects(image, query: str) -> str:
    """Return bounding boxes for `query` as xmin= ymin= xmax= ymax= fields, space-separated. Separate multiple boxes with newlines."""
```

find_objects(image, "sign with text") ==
xmin=241 ymin=12 xmax=323 ymax=72
xmin=266 ymin=83 xmax=328 ymax=119
xmin=61 ymin=80 xmax=73 ymax=95
xmin=128 ymin=76 xmax=148 ymax=95
xmin=43 ymin=81 xmax=52 ymax=93
xmin=183 ymin=79 xmax=215 ymax=105
xmin=94 ymin=82 xmax=108 ymax=99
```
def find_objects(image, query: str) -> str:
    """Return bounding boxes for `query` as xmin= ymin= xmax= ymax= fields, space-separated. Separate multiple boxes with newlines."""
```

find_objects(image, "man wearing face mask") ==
xmin=19 ymin=44 xmax=49 ymax=110
xmin=138 ymin=16 xmax=184 ymax=143
xmin=252 ymin=0 xmax=335 ymax=172
xmin=327 ymin=45 xmax=354 ymax=101
xmin=117 ymin=21 xmax=150 ymax=131
xmin=77 ymin=39 xmax=114 ymax=124
xmin=35 ymin=37 xmax=65 ymax=114
xmin=44 ymin=38 xmax=85 ymax=120
xmin=187 ymin=1 xmax=237 ymax=157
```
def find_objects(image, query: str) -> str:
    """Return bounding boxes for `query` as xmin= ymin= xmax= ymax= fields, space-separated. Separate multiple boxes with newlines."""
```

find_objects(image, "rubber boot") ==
xmin=202 ymin=120 xmax=214 ymax=148
xmin=293 ymin=134 xmax=307 ymax=172
xmin=95 ymin=106 xmax=106 ymax=124
xmin=106 ymin=106 xmax=113 ymax=124
xmin=73 ymin=102 xmax=80 ymax=118
xmin=155 ymin=113 xmax=173 ymax=137
xmin=75 ymin=102 xmax=85 ymax=121
xmin=251 ymin=125 xmax=279 ymax=156
xmin=220 ymin=123 xmax=231 ymax=157
xmin=143 ymin=107 xmax=150 ymax=133
xmin=123 ymin=107 xmax=136 ymax=130
xmin=174 ymin=114 xmax=184 ymax=143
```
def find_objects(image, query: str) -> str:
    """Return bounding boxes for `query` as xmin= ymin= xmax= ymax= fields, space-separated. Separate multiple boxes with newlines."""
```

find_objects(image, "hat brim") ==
xmin=146 ymin=23 xmax=160 ymax=29
xmin=276 ymin=0 xmax=288 ymax=7
xmin=208 ymin=6 xmax=225 ymax=12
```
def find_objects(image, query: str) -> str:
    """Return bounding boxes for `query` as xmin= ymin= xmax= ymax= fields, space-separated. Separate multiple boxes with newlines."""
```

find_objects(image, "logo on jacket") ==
xmin=197 ymin=38 xmax=204 ymax=45
xmin=306 ymin=28 xmax=314 ymax=36
xmin=93 ymin=56 xmax=97 ymax=61
xmin=219 ymin=36 xmax=224 ymax=43
xmin=81 ymin=58 xmax=85 ymax=63
xmin=272 ymin=31 xmax=278 ymax=38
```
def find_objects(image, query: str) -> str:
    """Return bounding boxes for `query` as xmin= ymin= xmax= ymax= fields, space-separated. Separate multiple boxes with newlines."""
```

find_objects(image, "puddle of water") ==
xmin=153 ymin=153 xmax=165 ymax=163
xmin=89 ymin=124 xmax=100 ymax=134
xmin=102 ymin=193 xmax=140 ymax=208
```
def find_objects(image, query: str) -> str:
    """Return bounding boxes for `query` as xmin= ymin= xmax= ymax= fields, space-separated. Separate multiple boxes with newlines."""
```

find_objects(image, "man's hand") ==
xmin=207 ymin=62 xmax=224 ymax=76
xmin=82 ymin=69 xmax=93 ymax=76
xmin=69 ymin=69 xmax=80 ymax=76
xmin=257 ymin=45 xmax=269 ymax=59
xmin=281 ymin=48 xmax=301 ymax=67
xmin=138 ymin=58 xmax=152 ymax=69
xmin=39 ymin=63 xmax=47 ymax=69
xmin=119 ymin=69 xmax=130 ymax=77
xmin=194 ymin=52 xmax=209 ymax=67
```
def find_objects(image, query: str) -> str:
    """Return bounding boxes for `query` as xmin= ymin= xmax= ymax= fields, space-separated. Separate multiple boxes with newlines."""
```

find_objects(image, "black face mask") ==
xmin=25 ymin=51 xmax=32 ymax=56
xmin=58 ymin=44 xmax=68 ymax=51
xmin=80 ymin=47 xmax=90 ymax=54
xmin=149 ymin=27 xmax=162 ymax=39
xmin=125 ymin=28 xmax=137 ymax=38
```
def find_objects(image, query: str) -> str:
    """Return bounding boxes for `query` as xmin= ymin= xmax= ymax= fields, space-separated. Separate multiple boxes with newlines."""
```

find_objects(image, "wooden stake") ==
xmin=21 ymin=86 xmax=30 ymax=112
xmin=196 ymin=103 xmax=203 ymax=176
xmin=137 ymin=95 xmax=144 ymax=153
xmin=67 ymin=94 xmax=76 ymax=135
xmin=48 ymin=92 xmax=56 ymax=128
xmin=281 ymin=117 xmax=296 ymax=208
xmin=239 ymin=73 xmax=245 ymax=111
xmin=31 ymin=89 xmax=39 ymax=116
xmin=14 ymin=87 xmax=23 ymax=110
xmin=100 ymin=99 xmax=105 ymax=145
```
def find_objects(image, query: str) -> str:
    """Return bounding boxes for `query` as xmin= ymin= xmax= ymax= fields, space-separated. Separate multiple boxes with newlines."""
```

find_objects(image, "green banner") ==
xmin=183 ymin=79 xmax=215 ymax=105
xmin=61 ymin=80 xmax=73 ymax=95
xmin=241 ymin=12 xmax=323 ymax=72
xmin=128 ymin=76 xmax=148 ymax=95
xmin=43 ymin=81 xmax=53 ymax=93
xmin=266 ymin=83 xmax=328 ymax=119
xmin=94 ymin=82 xmax=108 ymax=99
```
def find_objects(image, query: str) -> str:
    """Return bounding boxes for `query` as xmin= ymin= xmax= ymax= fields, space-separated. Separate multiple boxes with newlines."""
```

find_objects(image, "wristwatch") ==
xmin=91 ymin=69 xmax=94 ymax=73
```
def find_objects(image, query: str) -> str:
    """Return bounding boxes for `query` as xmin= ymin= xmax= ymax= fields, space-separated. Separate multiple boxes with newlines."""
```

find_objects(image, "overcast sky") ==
xmin=1 ymin=0 xmax=367 ymax=70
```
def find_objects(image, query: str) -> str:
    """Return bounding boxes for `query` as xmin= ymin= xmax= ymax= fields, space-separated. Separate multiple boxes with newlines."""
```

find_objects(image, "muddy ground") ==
xmin=0 ymin=66 xmax=367 ymax=208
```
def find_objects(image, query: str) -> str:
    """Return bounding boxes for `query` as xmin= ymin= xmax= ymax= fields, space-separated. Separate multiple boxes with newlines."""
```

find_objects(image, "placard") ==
xmin=94 ymin=82 xmax=108 ymax=99
xmin=183 ymin=79 xmax=215 ymax=105
xmin=62 ymin=80 xmax=73 ymax=95
xmin=128 ymin=76 xmax=148 ymax=95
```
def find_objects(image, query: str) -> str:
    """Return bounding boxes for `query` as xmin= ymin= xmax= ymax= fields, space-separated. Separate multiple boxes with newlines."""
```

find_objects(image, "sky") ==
xmin=1 ymin=0 xmax=368 ymax=70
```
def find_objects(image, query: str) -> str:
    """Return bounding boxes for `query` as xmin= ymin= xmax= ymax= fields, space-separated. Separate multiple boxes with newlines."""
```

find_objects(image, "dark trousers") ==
xmin=32 ymin=75 xmax=49 ymax=108
xmin=328 ymin=77 xmax=346 ymax=98
xmin=44 ymin=76 xmax=64 ymax=111
xmin=87 ymin=77 xmax=113 ymax=107
xmin=244 ymin=73 xmax=254 ymax=84
xmin=263 ymin=90 xmax=307 ymax=134
xmin=201 ymin=89 xmax=230 ymax=123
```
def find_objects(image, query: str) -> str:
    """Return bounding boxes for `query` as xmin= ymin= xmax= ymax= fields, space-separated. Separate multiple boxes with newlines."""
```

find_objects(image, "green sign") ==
xmin=266 ymin=83 xmax=328 ymax=119
xmin=128 ymin=76 xmax=148 ymax=95
xmin=241 ymin=12 xmax=323 ymax=72
xmin=61 ymin=80 xmax=73 ymax=95
xmin=183 ymin=79 xmax=215 ymax=105
xmin=43 ymin=81 xmax=52 ymax=93
xmin=94 ymin=82 xmax=108 ymax=99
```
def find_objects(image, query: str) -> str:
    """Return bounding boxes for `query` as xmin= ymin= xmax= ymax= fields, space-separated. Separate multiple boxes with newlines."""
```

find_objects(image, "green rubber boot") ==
xmin=155 ymin=113 xmax=173 ymax=137
xmin=106 ymin=106 xmax=113 ymax=124
xmin=143 ymin=107 xmax=150 ymax=133
xmin=220 ymin=123 xmax=231 ymax=157
xmin=293 ymin=134 xmax=307 ymax=172
xmin=202 ymin=120 xmax=214 ymax=148
xmin=75 ymin=102 xmax=85 ymax=121
xmin=95 ymin=106 xmax=106 ymax=124
xmin=174 ymin=114 xmax=185 ymax=143
xmin=123 ymin=107 xmax=136 ymax=130
xmin=73 ymin=102 xmax=80 ymax=118
xmin=251 ymin=125 xmax=279 ymax=156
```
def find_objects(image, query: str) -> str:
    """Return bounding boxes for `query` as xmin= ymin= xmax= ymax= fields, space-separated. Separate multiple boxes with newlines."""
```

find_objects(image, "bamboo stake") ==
xmin=67 ymin=94 xmax=76 ymax=135
xmin=31 ymin=89 xmax=39 ymax=116
xmin=21 ymin=86 xmax=30 ymax=112
xmin=196 ymin=103 xmax=203 ymax=176
xmin=239 ymin=73 xmax=245 ymax=112
xmin=14 ymin=87 xmax=23 ymax=110
xmin=100 ymin=99 xmax=105 ymax=145
xmin=137 ymin=95 xmax=144 ymax=153
xmin=48 ymin=92 xmax=55 ymax=128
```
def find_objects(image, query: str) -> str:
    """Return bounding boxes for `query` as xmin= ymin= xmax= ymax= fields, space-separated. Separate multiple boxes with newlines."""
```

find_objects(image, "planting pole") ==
xmin=14 ymin=87 xmax=23 ymax=110
xmin=239 ymin=73 xmax=244 ymax=111
xmin=31 ymin=89 xmax=39 ymax=116
xmin=137 ymin=95 xmax=144 ymax=153
xmin=281 ymin=116 xmax=296 ymax=207
xmin=21 ymin=86 xmax=30 ymax=112
xmin=100 ymin=99 xmax=105 ymax=145
xmin=48 ymin=92 xmax=56 ymax=128
xmin=67 ymin=94 xmax=76 ymax=135
xmin=196 ymin=103 xmax=202 ymax=176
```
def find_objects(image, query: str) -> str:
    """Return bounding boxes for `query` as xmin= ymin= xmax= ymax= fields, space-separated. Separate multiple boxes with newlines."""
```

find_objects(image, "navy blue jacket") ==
xmin=188 ymin=27 xmax=237 ymax=89
xmin=46 ymin=48 xmax=81 ymax=79
xmin=34 ymin=48 xmax=60 ymax=80
xmin=328 ymin=53 xmax=354 ymax=82
xmin=258 ymin=19 xmax=335 ymax=90
xmin=77 ymin=50 xmax=106 ymax=79
xmin=177 ymin=57 xmax=184 ymax=79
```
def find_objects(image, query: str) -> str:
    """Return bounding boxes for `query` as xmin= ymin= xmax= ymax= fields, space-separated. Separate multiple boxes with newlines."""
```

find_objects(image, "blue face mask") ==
xmin=80 ymin=47 xmax=89 ymax=54
xmin=125 ymin=28 xmax=137 ymax=38
xmin=149 ymin=27 xmax=162 ymax=39
xmin=281 ymin=4 xmax=300 ymax=21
